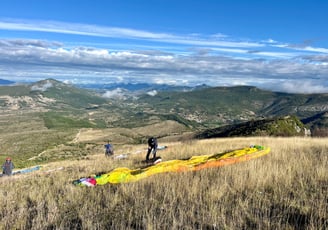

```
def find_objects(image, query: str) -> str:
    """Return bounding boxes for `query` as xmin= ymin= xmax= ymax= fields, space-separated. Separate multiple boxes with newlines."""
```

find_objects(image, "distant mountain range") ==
xmin=76 ymin=82 xmax=210 ymax=93
xmin=0 ymin=78 xmax=15 ymax=85
xmin=1 ymin=78 xmax=327 ymax=137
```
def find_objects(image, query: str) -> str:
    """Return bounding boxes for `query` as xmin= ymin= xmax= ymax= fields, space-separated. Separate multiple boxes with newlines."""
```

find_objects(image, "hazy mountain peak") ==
xmin=30 ymin=78 xmax=69 ymax=91
xmin=30 ymin=79 xmax=54 ymax=92
xmin=0 ymin=78 xmax=15 ymax=85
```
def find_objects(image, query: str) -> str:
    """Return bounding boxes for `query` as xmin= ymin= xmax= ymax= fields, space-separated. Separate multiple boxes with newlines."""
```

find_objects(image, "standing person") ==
xmin=146 ymin=137 xmax=158 ymax=162
xmin=104 ymin=141 xmax=114 ymax=156
xmin=2 ymin=157 xmax=14 ymax=176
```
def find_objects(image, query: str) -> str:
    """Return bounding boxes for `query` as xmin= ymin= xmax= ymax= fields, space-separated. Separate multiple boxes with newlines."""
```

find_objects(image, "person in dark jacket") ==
xmin=104 ymin=141 xmax=114 ymax=156
xmin=146 ymin=137 xmax=158 ymax=162
xmin=2 ymin=157 xmax=14 ymax=176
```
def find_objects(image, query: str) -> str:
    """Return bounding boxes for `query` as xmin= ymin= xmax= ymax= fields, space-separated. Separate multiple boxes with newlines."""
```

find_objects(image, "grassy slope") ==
xmin=195 ymin=115 xmax=309 ymax=138
xmin=0 ymin=137 xmax=327 ymax=229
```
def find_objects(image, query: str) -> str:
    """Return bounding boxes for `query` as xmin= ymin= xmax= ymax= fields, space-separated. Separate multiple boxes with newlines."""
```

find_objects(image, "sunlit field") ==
xmin=0 ymin=137 xmax=327 ymax=229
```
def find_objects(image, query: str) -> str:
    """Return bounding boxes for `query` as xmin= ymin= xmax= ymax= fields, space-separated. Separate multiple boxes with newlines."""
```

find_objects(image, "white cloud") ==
xmin=274 ymin=43 xmax=328 ymax=54
xmin=264 ymin=39 xmax=278 ymax=44
xmin=302 ymin=46 xmax=328 ymax=54
xmin=102 ymin=88 xmax=127 ymax=100
xmin=30 ymin=81 xmax=53 ymax=91
xmin=0 ymin=19 xmax=328 ymax=93
xmin=0 ymin=19 xmax=263 ymax=49
xmin=1 ymin=39 xmax=327 ymax=93
xmin=280 ymin=81 xmax=328 ymax=94
xmin=146 ymin=90 xmax=158 ymax=96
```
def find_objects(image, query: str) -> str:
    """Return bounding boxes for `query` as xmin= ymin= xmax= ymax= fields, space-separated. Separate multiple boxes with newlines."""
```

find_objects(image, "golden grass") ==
xmin=0 ymin=137 xmax=327 ymax=229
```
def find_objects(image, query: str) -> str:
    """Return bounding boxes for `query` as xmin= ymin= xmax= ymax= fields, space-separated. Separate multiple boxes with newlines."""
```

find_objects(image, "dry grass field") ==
xmin=0 ymin=137 xmax=327 ymax=229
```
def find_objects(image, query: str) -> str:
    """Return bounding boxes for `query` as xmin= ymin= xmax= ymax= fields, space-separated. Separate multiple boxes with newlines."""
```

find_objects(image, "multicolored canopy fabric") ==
xmin=73 ymin=145 xmax=270 ymax=186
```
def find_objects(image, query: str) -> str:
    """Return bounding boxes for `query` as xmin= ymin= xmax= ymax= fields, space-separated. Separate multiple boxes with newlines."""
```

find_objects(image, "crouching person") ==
xmin=2 ymin=157 xmax=14 ymax=176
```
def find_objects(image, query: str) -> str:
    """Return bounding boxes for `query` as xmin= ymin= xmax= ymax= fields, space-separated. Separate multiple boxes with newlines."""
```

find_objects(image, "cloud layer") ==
xmin=0 ymin=19 xmax=328 ymax=93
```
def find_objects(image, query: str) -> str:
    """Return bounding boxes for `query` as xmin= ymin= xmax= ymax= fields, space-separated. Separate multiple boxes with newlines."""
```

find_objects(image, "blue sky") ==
xmin=0 ymin=0 xmax=328 ymax=93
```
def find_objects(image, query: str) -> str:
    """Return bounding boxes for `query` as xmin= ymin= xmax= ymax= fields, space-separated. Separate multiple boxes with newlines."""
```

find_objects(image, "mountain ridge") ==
xmin=1 ymin=78 xmax=327 ymax=136
xmin=0 ymin=78 xmax=15 ymax=85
